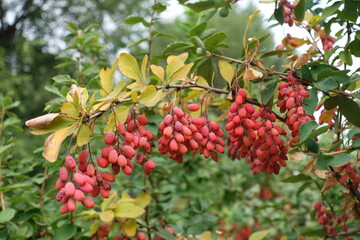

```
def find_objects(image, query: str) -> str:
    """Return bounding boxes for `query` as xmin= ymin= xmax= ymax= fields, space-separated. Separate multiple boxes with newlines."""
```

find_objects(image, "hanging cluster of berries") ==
xmin=313 ymin=202 xmax=350 ymax=237
xmin=98 ymin=113 xmax=155 ymax=177
xmin=55 ymin=152 xmax=96 ymax=214
xmin=227 ymin=89 xmax=288 ymax=174
xmin=278 ymin=0 xmax=297 ymax=27
xmin=191 ymin=115 xmax=225 ymax=162
xmin=320 ymin=34 xmax=335 ymax=51
xmin=117 ymin=113 xmax=156 ymax=174
xmin=337 ymin=163 xmax=360 ymax=189
xmin=277 ymin=74 xmax=314 ymax=147
xmin=158 ymin=103 xmax=225 ymax=163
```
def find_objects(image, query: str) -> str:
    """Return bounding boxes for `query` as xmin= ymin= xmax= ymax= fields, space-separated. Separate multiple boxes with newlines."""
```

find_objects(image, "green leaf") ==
xmin=301 ymin=228 xmax=326 ymax=237
xmin=352 ymin=138 xmax=360 ymax=148
xmin=89 ymin=220 xmax=100 ymax=235
xmin=297 ymin=181 xmax=313 ymax=196
xmin=294 ymin=0 xmax=306 ymax=20
xmin=124 ymin=16 xmax=149 ymax=27
xmin=119 ymin=53 xmax=146 ymax=88
xmin=156 ymin=229 xmax=176 ymax=240
xmin=308 ymin=125 xmax=329 ymax=139
xmin=261 ymin=80 xmax=278 ymax=105
xmin=303 ymin=88 xmax=318 ymax=115
xmin=53 ymin=223 xmax=76 ymax=240
xmin=316 ymin=153 xmax=352 ymax=170
xmin=163 ymin=42 xmax=192 ymax=55
xmin=299 ymin=121 xmax=318 ymax=142
xmin=282 ymin=174 xmax=312 ymax=183
xmin=274 ymin=6 xmax=285 ymax=24
xmin=317 ymin=68 xmax=348 ymax=80
xmin=52 ymin=75 xmax=77 ymax=84
xmin=324 ymin=96 xmax=341 ymax=110
xmin=218 ymin=60 xmax=234 ymax=86
xmin=317 ymin=1 xmax=342 ymax=22
xmin=300 ymin=65 xmax=314 ymax=82
xmin=339 ymin=50 xmax=353 ymax=66
xmin=306 ymin=138 xmax=319 ymax=153
xmin=338 ymin=96 xmax=360 ymax=127
xmin=186 ymin=1 xmax=215 ymax=12
xmin=340 ymin=0 xmax=358 ymax=22
xmin=330 ymin=153 xmax=353 ymax=167
xmin=348 ymin=129 xmax=360 ymax=139
xmin=328 ymin=139 xmax=343 ymax=152
xmin=261 ymin=49 xmax=292 ymax=58
xmin=124 ymin=219 xmax=137 ymax=237
xmin=189 ymin=36 xmax=206 ymax=48
xmin=314 ymin=78 xmax=338 ymax=92
xmin=249 ymin=230 xmax=269 ymax=240
xmin=189 ymin=21 xmax=208 ymax=37
xmin=0 ymin=208 xmax=16 ymax=223
xmin=204 ymin=32 xmax=227 ymax=51
xmin=44 ymin=86 xmax=64 ymax=98
xmin=0 ymin=144 xmax=13 ymax=155
xmin=348 ymin=39 xmax=360 ymax=57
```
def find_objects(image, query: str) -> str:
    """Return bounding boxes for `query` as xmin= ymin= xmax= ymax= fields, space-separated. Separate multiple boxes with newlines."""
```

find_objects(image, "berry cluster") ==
xmin=320 ymin=34 xmax=335 ymax=51
xmin=117 ymin=113 xmax=156 ymax=174
xmin=192 ymin=116 xmax=225 ymax=162
xmin=278 ymin=1 xmax=297 ymax=27
xmin=313 ymin=202 xmax=350 ymax=237
xmin=158 ymin=106 xmax=200 ymax=163
xmin=275 ymin=34 xmax=297 ymax=56
xmin=277 ymin=75 xmax=314 ymax=146
xmin=98 ymin=113 xmax=155 ymax=176
xmin=227 ymin=89 xmax=288 ymax=174
xmin=338 ymin=163 xmax=360 ymax=189
xmin=92 ymin=224 xmax=109 ymax=240
xmin=55 ymin=152 xmax=95 ymax=214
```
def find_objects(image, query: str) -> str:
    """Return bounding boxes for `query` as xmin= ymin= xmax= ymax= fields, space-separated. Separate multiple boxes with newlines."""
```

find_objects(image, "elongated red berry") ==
xmin=81 ymin=198 xmax=95 ymax=208
xmin=187 ymin=104 xmax=199 ymax=112
xmin=64 ymin=182 xmax=75 ymax=196
xmin=78 ymin=150 xmax=88 ymax=163
xmin=65 ymin=155 xmax=76 ymax=169
xmin=104 ymin=132 xmax=116 ymax=145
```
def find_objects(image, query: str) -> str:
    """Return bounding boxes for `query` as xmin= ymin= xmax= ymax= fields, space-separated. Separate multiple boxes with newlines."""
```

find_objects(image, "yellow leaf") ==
xmin=243 ymin=10 xmax=260 ymax=57
xmin=101 ymin=192 xmax=118 ymax=211
xmin=218 ymin=60 xmax=234 ymax=86
xmin=131 ymin=91 xmax=138 ymax=102
xmin=114 ymin=202 xmax=145 ymax=218
xmin=99 ymin=59 xmax=119 ymax=94
xmin=26 ymin=114 xmax=77 ymax=135
xmin=127 ymin=82 xmax=141 ymax=91
xmin=196 ymin=76 xmax=209 ymax=87
xmin=43 ymin=124 xmax=77 ymax=162
xmin=141 ymin=55 xmax=148 ymax=80
xmin=243 ymin=67 xmax=263 ymax=81
xmin=119 ymin=53 xmax=146 ymax=88
xmin=77 ymin=124 xmax=91 ymax=146
xmin=124 ymin=219 xmax=137 ymax=237
xmin=139 ymin=86 xmax=167 ymax=107
xmin=61 ymin=102 xmax=78 ymax=118
xmin=120 ymin=193 xmax=135 ymax=203
xmin=279 ymin=236 xmax=288 ymax=240
xmin=98 ymin=81 xmax=126 ymax=101
xmin=134 ymin=193 xmax=151 ymax=208
xmin=319 ymin=108 xmax=336 ymax=123
xmin=104 ymin=105 xmax=132 ymax=133
xmin=169 ymin=62 xmax=194 ymax=82
xmin=196 ymin=231 xmax=212 ymax=240
xmin=150 ymin=65 xmax=165 ymax=82
xmin=99 ymin=210 xmax=115 ymax=223
xmin=249 ymin=230 xmax=269 ymax=240
xmin=89 ymin=220 xmax=100 ymax=235
xmin=166 ymin=53 xmax=188 ymax=80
